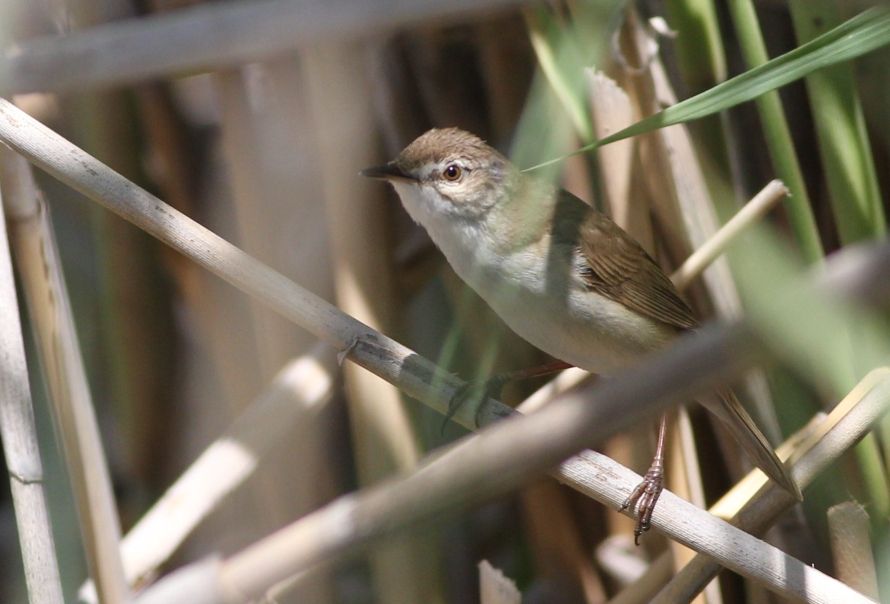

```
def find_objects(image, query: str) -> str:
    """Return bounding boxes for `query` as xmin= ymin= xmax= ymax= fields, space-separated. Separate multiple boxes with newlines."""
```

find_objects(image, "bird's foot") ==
xmin=441 ymin=374 xmax=511 ymax=434
xmin=620 ymin=461 xmax=664 ymax=545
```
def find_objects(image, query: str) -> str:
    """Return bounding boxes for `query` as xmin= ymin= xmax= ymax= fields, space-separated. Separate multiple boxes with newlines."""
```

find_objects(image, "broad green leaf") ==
xmin=526 ymin=7 xmax=890 ymax=170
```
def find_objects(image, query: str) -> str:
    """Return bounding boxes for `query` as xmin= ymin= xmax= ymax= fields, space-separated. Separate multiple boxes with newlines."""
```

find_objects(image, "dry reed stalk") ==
xmin=1 ymin=147 xmax=129 ymax=603
xmin=303 ymin=42 xmax=443 ymax=603
xmin=0 ymin=154 xmax=64 ymax=604
xmin=76 ymin=345 xmax=334 ymax=600
xmin=303 ymin=43 xmax=420 ymax=476
xmin=0 ymin=92 xmax=478 ymax=442
xmin=586 ymin=69 xmax=651 ymax=252
xmin=231 ymin=56 xmax=341 ymax=604
xmin=0 ymin=0 xmax=529 ymax=95
xmin=0 ymin=98 xmax=887 ymax=604
xmin=828 ymin=501 xmax=879 ymax=599
xmin=213 ymin=57 xmax=333 ymax=380
xmin=652 ymin=369 xmax=890 ymax=602
xmin=615 ymin=9 xmax=737 ymax=315
xmin=479 ymin=560 xmax=521 ymax=604
xmin=671 ymin=180 xmax=789 ymax=291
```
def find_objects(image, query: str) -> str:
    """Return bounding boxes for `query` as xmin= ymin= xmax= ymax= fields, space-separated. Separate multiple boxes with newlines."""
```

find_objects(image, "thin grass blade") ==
xmin=527 ymin=7 xmax=890 ymax=169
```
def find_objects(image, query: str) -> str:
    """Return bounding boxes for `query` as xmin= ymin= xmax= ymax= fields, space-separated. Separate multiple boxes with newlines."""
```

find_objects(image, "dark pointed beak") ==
xmin=360 ymin=162 xmax=415 ymax=182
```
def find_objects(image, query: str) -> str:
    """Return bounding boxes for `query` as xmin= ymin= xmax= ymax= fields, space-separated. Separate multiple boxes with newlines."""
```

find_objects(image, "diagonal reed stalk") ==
xmin=670 ymin=180 xmax=788 ymax=291
xmin=0 ymin=0 xmax=531 ymax=95
xmin=620 ymin=412 xmax=821 ymax=604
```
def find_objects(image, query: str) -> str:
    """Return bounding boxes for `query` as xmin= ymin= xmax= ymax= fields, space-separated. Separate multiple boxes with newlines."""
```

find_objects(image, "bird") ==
xmin=362 ymin=127 xmax=800 ymax=540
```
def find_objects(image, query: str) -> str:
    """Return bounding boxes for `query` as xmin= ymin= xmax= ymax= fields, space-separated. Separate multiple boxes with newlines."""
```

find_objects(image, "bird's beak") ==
xmin=360 ymin=162 xmax=415 ymax=182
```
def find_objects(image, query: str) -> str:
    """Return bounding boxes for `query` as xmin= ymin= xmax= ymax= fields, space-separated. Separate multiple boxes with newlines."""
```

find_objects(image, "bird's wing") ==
xmin=572 ymin=195 xmax=698 ymax=330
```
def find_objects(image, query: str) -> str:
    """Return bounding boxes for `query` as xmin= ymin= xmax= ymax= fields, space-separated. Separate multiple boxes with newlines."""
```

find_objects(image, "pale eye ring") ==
xmin=442 ymin=163 xmax=462 ymax=182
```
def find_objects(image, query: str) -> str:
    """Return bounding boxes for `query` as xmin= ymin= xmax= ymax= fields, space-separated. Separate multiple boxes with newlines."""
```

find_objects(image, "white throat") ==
xmin=391 ymin=181 xmax=506 ymax=280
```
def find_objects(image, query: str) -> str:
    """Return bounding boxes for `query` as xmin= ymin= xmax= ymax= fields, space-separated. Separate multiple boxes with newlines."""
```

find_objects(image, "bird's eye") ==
xmin=442 ymin=164 xmax=462 ymax=182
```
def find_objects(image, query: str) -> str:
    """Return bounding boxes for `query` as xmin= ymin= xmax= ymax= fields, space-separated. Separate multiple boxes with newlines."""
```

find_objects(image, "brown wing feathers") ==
xmin=577 ymin=210 xmax=697 ymax=330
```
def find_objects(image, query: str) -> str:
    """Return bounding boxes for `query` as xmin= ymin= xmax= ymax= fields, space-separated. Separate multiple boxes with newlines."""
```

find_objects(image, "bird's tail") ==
xmin=700 ymin=389 xmax=802 ymax=500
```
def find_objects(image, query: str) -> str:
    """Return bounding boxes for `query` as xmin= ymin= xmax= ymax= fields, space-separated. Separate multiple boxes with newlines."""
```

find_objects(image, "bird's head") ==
xmin=362 ymin=128 xmax=515 ymax=220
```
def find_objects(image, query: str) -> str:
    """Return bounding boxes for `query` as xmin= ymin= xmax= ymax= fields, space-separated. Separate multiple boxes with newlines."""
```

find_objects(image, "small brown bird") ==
xmin=363 ymin=128 xmax=800 ymax=539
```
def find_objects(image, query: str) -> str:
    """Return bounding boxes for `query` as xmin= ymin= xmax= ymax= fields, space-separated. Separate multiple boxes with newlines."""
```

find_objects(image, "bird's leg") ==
xmin=442 ymin=359 xmax=573 ymax=432
xmin=621 ymin=414 xmax=668 ymax=545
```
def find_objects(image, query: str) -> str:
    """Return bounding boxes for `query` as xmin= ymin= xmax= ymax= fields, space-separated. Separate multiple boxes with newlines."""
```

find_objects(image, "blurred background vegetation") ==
xmin=1 ymin=0 xmax=889 ymax=602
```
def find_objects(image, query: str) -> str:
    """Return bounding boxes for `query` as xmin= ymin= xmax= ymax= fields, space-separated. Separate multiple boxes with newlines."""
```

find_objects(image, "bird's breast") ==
xmin=457 ymin=247 xmax=676 ymax=375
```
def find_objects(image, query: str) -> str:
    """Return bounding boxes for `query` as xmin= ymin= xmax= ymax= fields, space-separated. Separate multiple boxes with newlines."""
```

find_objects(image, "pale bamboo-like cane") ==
xmin=828 ymin=501 xmax=880 ymax=600
xmin=0 ymin=0 xmax=528 ymax=95
xmin=0 ymin=154 xmax=64 ymax=604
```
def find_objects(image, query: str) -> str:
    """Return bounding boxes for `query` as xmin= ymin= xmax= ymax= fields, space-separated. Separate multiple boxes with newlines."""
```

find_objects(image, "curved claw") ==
xmin=620 ymin=462 xmax=665 ymax=545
